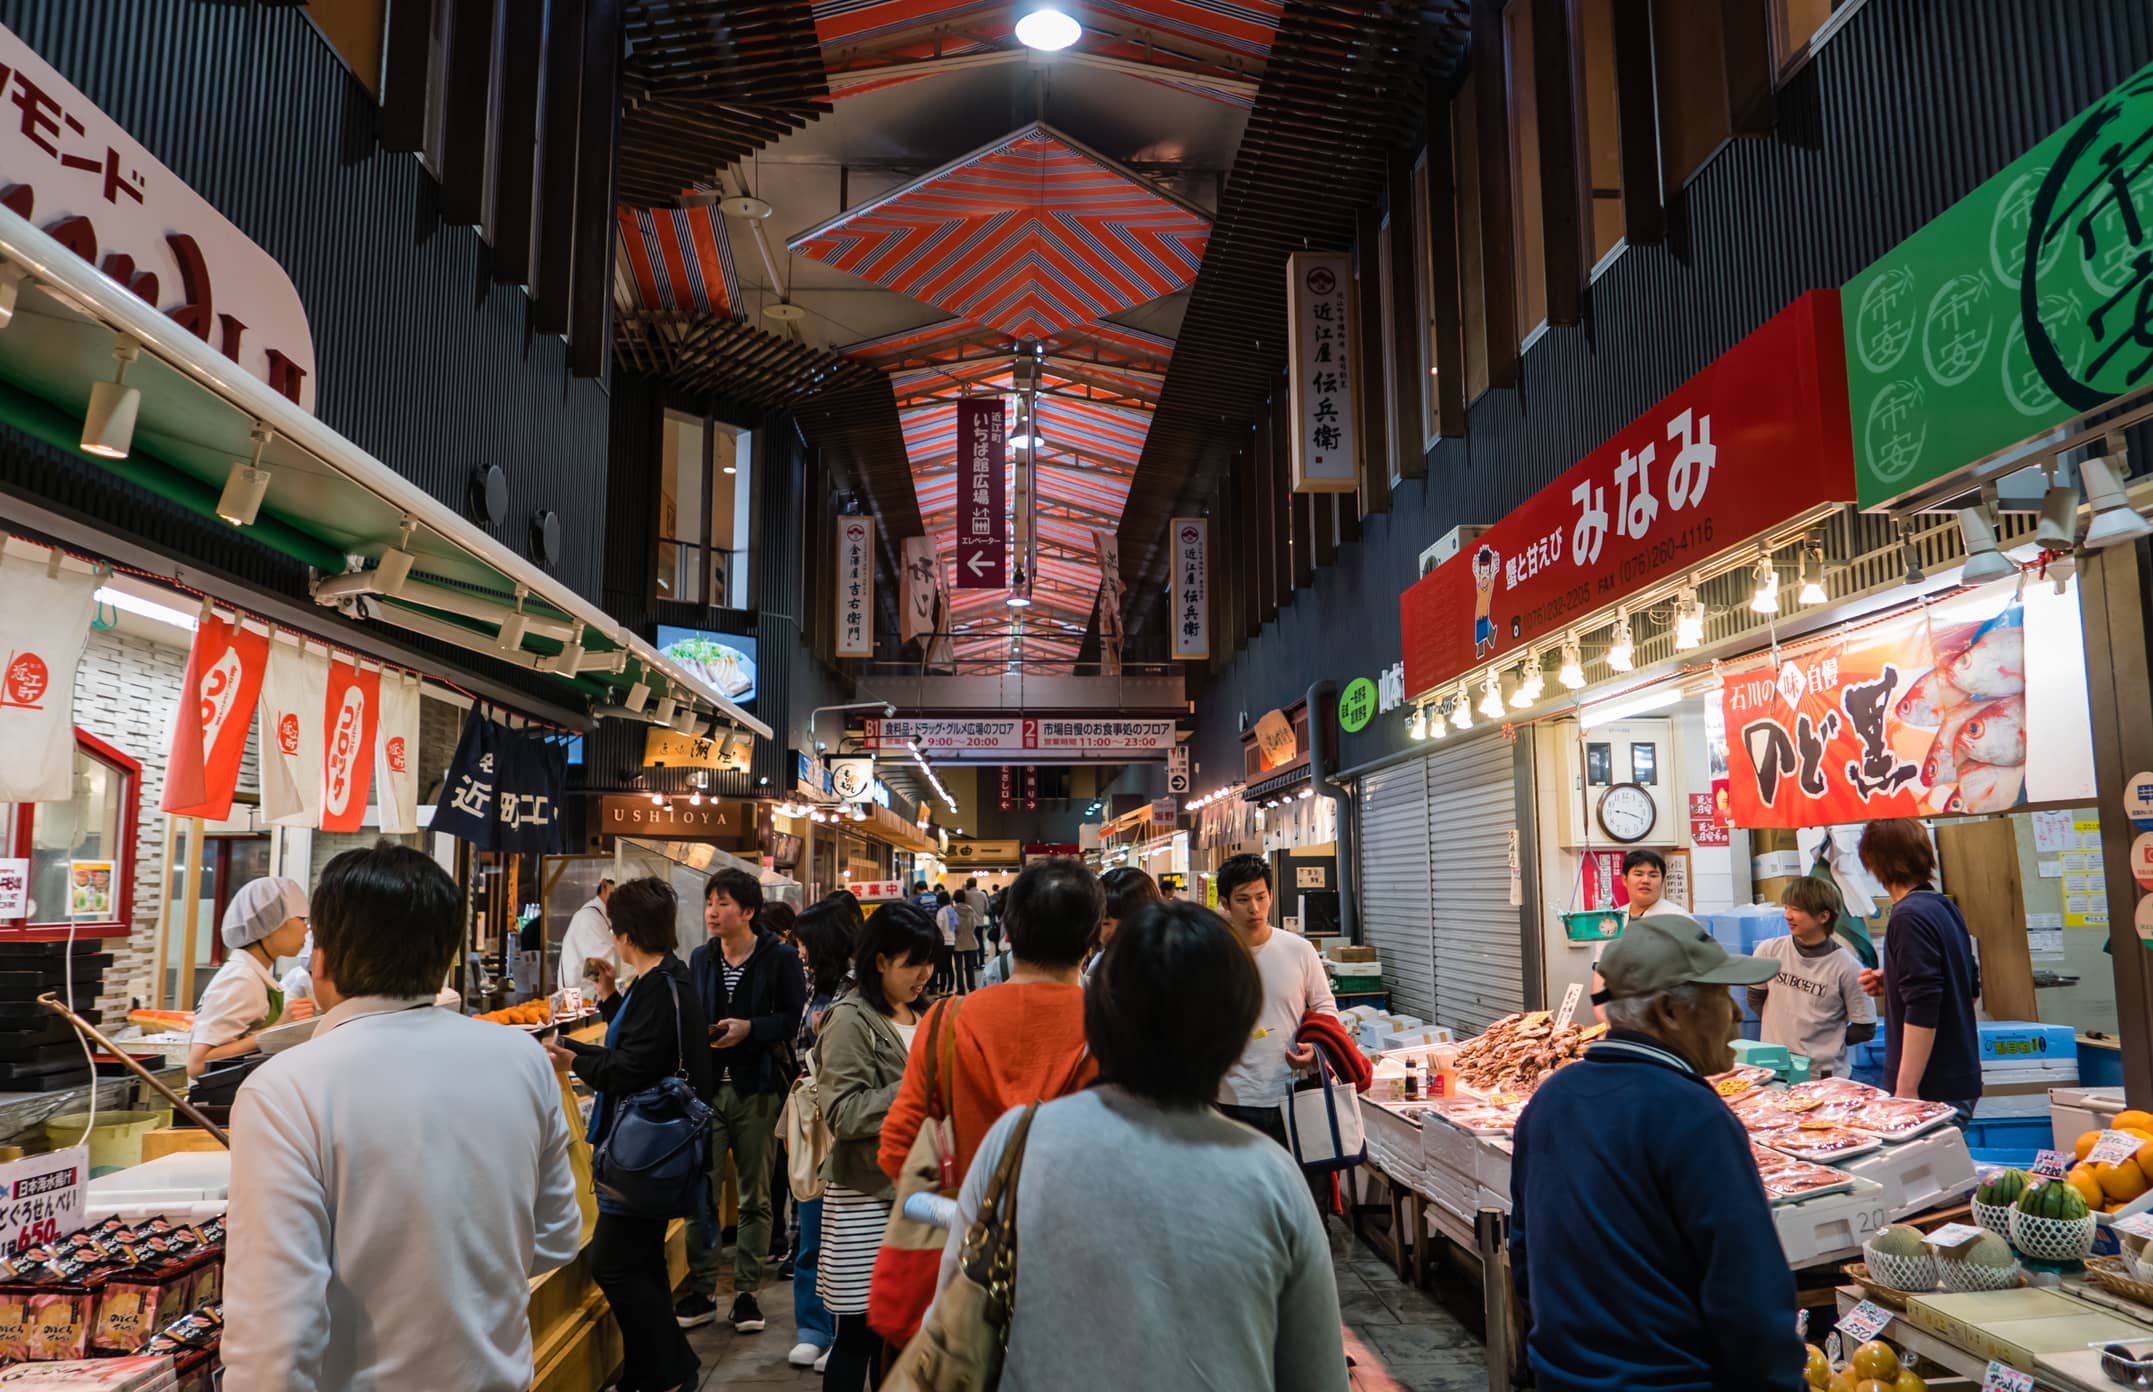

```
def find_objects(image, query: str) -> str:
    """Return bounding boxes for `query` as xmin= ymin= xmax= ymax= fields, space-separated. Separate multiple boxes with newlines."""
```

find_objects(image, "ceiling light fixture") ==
xmin=1408 ymin=704 xmax=1428 ymax=741
xmin=81 ymin=339 xmax=141 ymax=459
xmin=2036 ymin=463 xmax=2082 ymax=550
xmin=1748 ymin=551 xmax=1780 ymax=614
xmin=649 ymin=790 xmax=665 ymax=807
xmin=1606 ymin=610 xmax=1634 ymax=672
xmin=1674 ymin=584 xmax=1704 ymax=650
xmin=0 ymin=261 xmax=28 ymax=329
xmin=1957 ymin=504 xmax=2017 ymax=584
xmin=1557 ymin=633 xmax=1586 ymax=691
xmin=1478 ymin=670 xmax=1504 ymax=720
xmin=1509 ymin=660 xmax=1537 ymax=709
xmin=1898 ymin=521 xmax=1927 ymax=585
xmin=216 ymin=423 xmax=275 ymax=526
xmin=1450 ymin=682 xmax=1473 ymax=731
xmin=1796 ymin=540 xmax=1827 ymax=606
xmin=763 ymin=301 xmax=806 ymax=322
xmin=1014 ymin=0 xmax=1081 ymax=50
xmin=1007 ymin=562 xmax=1032 ymax=608
xmin=718 ymin=193 xmax=774 ymax=220
xmin=2081 ymin=445 xmax=2153 ymax=549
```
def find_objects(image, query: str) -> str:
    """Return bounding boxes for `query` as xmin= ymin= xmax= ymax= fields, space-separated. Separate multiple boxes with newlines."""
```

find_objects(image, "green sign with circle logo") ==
xmin=1338 ymin=677 xmax=1378 ymax=733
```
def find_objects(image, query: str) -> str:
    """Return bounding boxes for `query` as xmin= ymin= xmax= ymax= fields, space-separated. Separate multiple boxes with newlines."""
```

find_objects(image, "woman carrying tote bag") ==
xmin=545 ymin=879 xmax=713 ymax=1392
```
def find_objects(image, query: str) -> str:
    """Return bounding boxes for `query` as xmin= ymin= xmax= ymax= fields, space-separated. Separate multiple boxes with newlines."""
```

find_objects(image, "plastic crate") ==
xmin=1963 ymin=1115 xmax=2049 ymax=1169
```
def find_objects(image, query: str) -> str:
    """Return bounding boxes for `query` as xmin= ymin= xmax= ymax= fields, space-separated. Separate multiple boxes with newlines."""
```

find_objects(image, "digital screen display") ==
xmin=655 ymin=626 xmax=756 ymax=707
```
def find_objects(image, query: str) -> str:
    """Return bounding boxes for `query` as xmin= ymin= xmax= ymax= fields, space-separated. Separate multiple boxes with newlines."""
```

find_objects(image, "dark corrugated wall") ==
xmin=1191 ymin=0 xmax=2153 ymax=786
xmin=0 ymin=0 xmax=612 ymax=601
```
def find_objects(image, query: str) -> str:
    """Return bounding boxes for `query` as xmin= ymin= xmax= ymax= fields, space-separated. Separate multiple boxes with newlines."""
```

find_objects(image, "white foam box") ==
xmin=2051 ymin=1085 xmax=2128 ymax=1150
xmin=1378 ymin=1028 xmax=1455 ymax=1052
xmin=1475 ymin=1183 xmax=1512 ymax=1216
xmin=1417 ymin=1159 xmax=1482 ymax=1220
xmin=85 ymin=1151 xmax=232 ymax=1208
xmin=1839 ymin=1126 xmax=1977 ymax=1219
xmin=1774 ymin=1177 xmax=1889 ymax=1267
xmin=1418 ymin=1112 xmax=1479 ymax=1175
xmin=1473 ymin=1136 xmax=1514 ymax=1198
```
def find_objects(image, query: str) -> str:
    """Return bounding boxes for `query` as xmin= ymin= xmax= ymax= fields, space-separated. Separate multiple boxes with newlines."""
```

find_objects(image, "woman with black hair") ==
xmin=1086 ymin=865 xmax=1163 ymax=981
xmin=780 ymin=900 xmax=858 ymax=1372
xmin=935 ymin=900 xmax=1347 ymax=1391
xmin=813 ymin=900 xmax=938 ymax=1391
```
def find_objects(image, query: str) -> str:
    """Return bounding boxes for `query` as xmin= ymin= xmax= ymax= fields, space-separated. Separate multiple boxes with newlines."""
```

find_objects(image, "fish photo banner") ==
xmin=1720 ymin=587 xmax=2095 ymax=829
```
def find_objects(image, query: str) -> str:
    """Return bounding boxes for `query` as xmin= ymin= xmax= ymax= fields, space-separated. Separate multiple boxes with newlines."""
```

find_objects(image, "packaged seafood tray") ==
xmin=1843 ymin=1097 xmax=1962 ymax=1141
xmin=1760 ymin=1123 xmax=1883 ymax=1164
xmin=1750 ymin=1142 xmax=1858 ymax=1204
xmin=1708 ymin=1064 xmax=1779 ymax=1093
xmin=1421 ymin=1098 xmax=1520 ymax=1136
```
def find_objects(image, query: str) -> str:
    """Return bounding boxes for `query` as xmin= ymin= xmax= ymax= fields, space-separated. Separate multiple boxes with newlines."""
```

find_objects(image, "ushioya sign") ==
xmin=0 ymin=24 xmax=317 ymax=409
xmin=1845 ymin=59 xmax=2153 ymax=508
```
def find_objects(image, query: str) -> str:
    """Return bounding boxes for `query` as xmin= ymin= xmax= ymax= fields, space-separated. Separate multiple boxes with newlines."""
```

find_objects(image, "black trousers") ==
xmin=592 ymin=1209 xmax=699 ymax=1392
xmin=954 ymin=947 xmax=979 ymax=994
xmin=1218 ymin=1101 xmax=1335 ymax=1216
xmin=821 ymin=1310 xmax=889 ymax=1391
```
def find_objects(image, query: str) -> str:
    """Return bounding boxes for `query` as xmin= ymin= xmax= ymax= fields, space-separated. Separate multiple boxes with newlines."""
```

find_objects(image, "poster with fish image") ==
xmin=1719 ymin=585 xmax=2095 ymax=829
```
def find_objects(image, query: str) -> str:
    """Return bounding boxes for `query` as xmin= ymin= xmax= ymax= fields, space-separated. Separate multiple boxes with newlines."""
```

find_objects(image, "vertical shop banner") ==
xmin=162 ymin=612 xmax=268 ymax=820
xmin=1024 ymin=766 xmax=1039 ymax=812
xmin=1399 ymin=292 xmax=1855 ymax=699
xmin=998 ymin=767 xmax=1014 ymax=813
xmin=0 ymin=549 xmax=97 ymax=803
xmin=1170 ymin=517 xmax=1209 ymax=660
xmin=1720 ymin=588 xmax=2095 ymax=829
xmin=373 ymin=673 xmax=421 ymax=834
xmin=1844 ymin=59 xmax=2153 ymax=508
xmin=318 ymin=659 xmax=381 ymax=833
xmin=1166 ymin=745 xmax=1191 ymax=795
xmin=955 ymin=398 xmax=1007 ymax=589
xmin=1286 ymin=251 xmax=1358 ymax=492
xmin=835 ymin=516 xmax=874 ymax=659
xmin=1091 ymin=527 xmax=1125 ymax=677
xmin=257 ymin=638 xmax=328 ymax=827
xmin=901 ymin=536 xmax=938 ymax=646
xmin=432 ymin=710 xmax=567 ymax=852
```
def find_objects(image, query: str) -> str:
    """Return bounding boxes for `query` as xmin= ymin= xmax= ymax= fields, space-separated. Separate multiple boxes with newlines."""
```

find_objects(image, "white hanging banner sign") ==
xmin=1091 ymin=527 xmax=1125 ymax=678
xmin=0 ymin=548 xmax=96 ymax=803
xmin=374 ymin=673 xmax=421 ymax=834
xmin=258 ymin=637 xmax=329 ymax=827
xmin=901 ymin=536 xmax=938 ymax=647
xmin=1286 ymin=250 xmax=1357 ymax=493
xmin=836 ymin=516 xmax=875 ymax=659
xmin=0 ymin=23 xmax=317 ymax=409
xmin=1170 ymin=517 xmax=1209 ymax=662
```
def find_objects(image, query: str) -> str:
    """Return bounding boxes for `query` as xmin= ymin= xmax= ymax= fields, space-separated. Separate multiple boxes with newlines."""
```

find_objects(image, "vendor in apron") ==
xmin=187 ymin=877 xmax=318 ymax=1079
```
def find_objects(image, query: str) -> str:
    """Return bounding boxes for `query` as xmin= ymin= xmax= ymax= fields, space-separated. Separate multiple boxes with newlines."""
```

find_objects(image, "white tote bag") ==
xmin=1279 ymin=1053 xmax=1367 ymax=1173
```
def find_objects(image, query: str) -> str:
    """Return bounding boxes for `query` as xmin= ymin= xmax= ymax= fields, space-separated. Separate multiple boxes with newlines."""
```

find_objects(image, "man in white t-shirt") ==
xmin=1212 ymin=853 xmax=1338 ymax=1211
xmin=1748 ymin=876 xmax=1875 ymax=1077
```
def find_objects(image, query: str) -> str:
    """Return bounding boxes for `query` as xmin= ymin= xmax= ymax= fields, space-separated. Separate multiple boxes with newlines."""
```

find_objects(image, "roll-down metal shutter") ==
xmin=1425 ymin=734 xmax=1524 ymax=1036
xmin=1357 ymin=758 xmax=1435 ymax=1023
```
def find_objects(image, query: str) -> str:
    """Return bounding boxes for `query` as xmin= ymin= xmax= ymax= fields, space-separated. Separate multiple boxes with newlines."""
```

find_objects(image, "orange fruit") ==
xmin=1894 ymin=1373 xmax=1927 ymax=1392
xmin=2097 ymin=1157 xmax=2151 ymax=1203
xmin=2078 ymin=1130 xmax=2101 ymax=1162
xmin=2068 ymin=1165 xmax=2106 ymax=1210
xmin=2116 ymin=1109 xmax=2153 ymax=1133
xmin=1851 ymin=1342 xmax=1900 ymax=1381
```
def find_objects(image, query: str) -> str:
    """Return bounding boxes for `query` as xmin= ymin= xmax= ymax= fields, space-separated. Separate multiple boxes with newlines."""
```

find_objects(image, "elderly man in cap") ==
xmin=1509 ymin=914 xmax=1804 ymax=1392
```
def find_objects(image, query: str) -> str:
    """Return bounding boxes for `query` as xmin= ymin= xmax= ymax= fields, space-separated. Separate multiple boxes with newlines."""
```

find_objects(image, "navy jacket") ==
xmin=1880 ymin=890 xmax=1983 ymax=1102
xmin=688 ymin=927 xmax=807 ymax=1095
xmin=1510 ymin=1030 xmax=1803 ymax=1392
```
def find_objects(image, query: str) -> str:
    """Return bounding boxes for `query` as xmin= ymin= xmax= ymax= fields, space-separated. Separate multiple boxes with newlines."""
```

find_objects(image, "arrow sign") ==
xmin=966 ymin=551 xmax=996 ymax=577
xmin=956 ymin=398 xmax=1008 ymax=590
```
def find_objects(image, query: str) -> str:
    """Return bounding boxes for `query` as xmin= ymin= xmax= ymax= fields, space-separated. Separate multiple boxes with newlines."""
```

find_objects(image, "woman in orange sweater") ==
xmin=877 ymin=857 xmax=1103 ymax=1185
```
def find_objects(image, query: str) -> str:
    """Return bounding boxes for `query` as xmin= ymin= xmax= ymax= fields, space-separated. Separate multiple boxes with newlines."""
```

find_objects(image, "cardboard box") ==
xmin=1752 ymin=850 xmax=1804 ymax=880
xmin=1325 ymin=944 xmax=1379 ymax=963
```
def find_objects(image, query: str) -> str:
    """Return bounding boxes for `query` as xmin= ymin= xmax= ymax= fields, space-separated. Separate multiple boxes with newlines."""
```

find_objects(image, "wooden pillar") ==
xmin=2078 ymin=541 xmax=2153 ymax=1107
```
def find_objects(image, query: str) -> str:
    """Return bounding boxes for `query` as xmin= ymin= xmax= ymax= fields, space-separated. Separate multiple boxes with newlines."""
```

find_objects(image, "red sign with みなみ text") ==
xmin=1398 ymin=292 xmax=1857 ymax=701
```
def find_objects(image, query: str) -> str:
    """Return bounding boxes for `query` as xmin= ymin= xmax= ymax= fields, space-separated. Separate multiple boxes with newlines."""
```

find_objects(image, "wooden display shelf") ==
xmin=529 ymin=1219 xmax=687 ymax=1392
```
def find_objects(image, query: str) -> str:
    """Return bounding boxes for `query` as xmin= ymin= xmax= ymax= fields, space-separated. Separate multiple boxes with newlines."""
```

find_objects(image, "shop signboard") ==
xmin=0 ymin=1145 xmax=84 ymax=1257
xmin=998 ymin=766 xmax=1014 ymax=812
xmin=0 ymin=859 xmax=23 ymax=918
xmin=317 ymin=657 xmax=380 ymax=834
xmin=433 ymin=710 xmax=567 ymax=852
xmin=955 ymin=398 xmax=1006 ymax=589
xmin=859 ymin=717 xmax=1177 ymax=759
xmin=645 ymin=726 xmax=750 ymax=774
xmin=1843 ymin=60 xmax=2153 ymax=509
xmin=1399 ymin=292 xmax=1855 ymax=700
xmin=1719 ymin=588 xmax=2095 ymax=829
xmin=830 ymin=756 xmax=875 ymax=803
xmin=946 ymin=838 xmax=1021 ymax=866
xmin=1023 ymin=766 xmax=1038 ymax=812
xmin=1285 ymin=251 xmax=1358 ymax=492
xmin=835 ymin=517 xmax=875 ymax=658
xmin=1170 ymin=518 xmax=1209 ymax=660
xmin=1337 ymin=677 xmax=1377 ymax=733
xmin=1166 ymin=745 xmax=1190 ymax=794
xmin=1150 ymin=797 xmax=1177 ymax=823
xmin=0 ymin=24 xmax=317 ymax=409
xmin=598 ymin=797 xmax=752 ymax=843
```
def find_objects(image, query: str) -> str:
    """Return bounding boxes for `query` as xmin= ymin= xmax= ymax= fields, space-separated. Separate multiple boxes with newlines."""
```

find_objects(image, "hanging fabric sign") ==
xmin=162 ymin=612 xmax=268 ymax=820
xmin=373 ymin=673 xmax=421 ymax=834
xmin=1170 ymin=517 xmax=1209 ymax=661
xmin=901 ymin=536 xmax=938 ymax=646
xmin=1286 ymin=251 xmax=1358 ymax=492
xmin=1092 ymin=527 xmax=1125 ymax=677
xmin=836 ymin=516 xmax=874 ymax=658
xmin=318 ymin=659 xmax=380 ymax=833
xmin=0 ymin=548 xmax=97 ymax=803
xmin=432 ymin=710 xmax=567 ymax=852
xmin=257 ymin=639 xmax=328 ymax=827
xmin=1720 ymin=588 xmax=2095 ymax=829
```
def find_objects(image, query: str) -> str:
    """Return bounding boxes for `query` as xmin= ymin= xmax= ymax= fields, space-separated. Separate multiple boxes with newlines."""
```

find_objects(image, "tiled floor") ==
xmin=682 ymin=1223 xmax=1490 ymax=1391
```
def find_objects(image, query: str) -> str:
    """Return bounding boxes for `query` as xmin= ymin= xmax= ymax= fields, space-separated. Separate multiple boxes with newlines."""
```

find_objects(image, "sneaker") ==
xmin=672 ymin=1293 xmax=717 ymax=1329
xmin=814 ymin=1350 xmax=829 ymax=1374
xmin=730 ymin=1292 xmax=767 ymax=1333
xmin=788 ymin=1341 xmax=824 ymax=1367
xmin=776 ymin=1256 xmax=795 ymax=1280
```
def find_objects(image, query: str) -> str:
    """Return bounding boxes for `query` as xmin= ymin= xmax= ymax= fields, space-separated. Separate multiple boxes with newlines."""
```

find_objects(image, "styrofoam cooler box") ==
xmin=1839 ymin=1127 xmax=1977 ymax=1219
xmin=1979 ymin=1021 xmax=2075 ymax=1062
xmin=86 ymin=1151 xmax=232 ymax=1225
xmin=1418 ymin=1160 xmax=1481 ymax=1220
xmin=1473 ymin=1136 xmax=1513 ymax=1198
xmin=1379 ymin=1028 xmax=1454 ymax=1052
xmin=1363 ymin=1100 xmax=1423 ymax=1172
xmin=1475 ymin=1184 xmax=1512 ymax=1216
xmin=1419 ymin=1113 xmax=1478 ymax=1174
xmin=1774 ymin=1177 xmax=1889 ymax=1267
xmin=2052 ymin=1085 xmax=2128 ymax=1150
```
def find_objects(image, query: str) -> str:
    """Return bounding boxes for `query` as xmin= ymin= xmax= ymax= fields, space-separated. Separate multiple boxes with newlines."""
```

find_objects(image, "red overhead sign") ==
xmin=956 ymin=397 xmax=1006 ymax=589
xmin=1399 ymin=292 xmax=1856 ymax=699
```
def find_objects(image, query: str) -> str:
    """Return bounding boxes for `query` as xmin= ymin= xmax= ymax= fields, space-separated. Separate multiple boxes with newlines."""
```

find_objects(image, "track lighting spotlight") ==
xmin=1408 ymin=705 xmax=1429 ymax=741
xmin=216 ymin=424 xmax=274 ymax=526
xmin=1957 ymin=506 xmax=2017 ymax=584
xmin=2081 ymin=447 xmax=2153 ymax=549
xmin=0 ymin=261 xmax=27 ymax=329
xmin=1557 ymin=634 xmax=1585 ymax=691
xmin=1606 ymin=611 xmax=1634 ymax=672
xmin=1796 ymin=542 xmax=1827 ymax=606
xmin=1478 ymin=670 xmax=1504 ymax=720
xmin=1748 ymin=552 xmax=1779 ymax=615
xmin=1674 ymin=585 xmax=1704 ymax=650
xmin=1451 ymin=682 xmax=1473 ymax=731
xmin=81 ymin=340 xmax=141 ymax=459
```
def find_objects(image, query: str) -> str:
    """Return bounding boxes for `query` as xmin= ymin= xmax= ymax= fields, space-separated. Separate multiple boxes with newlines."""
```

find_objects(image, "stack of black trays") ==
xmin=0 ymin=941 xmax=112 ymax=1091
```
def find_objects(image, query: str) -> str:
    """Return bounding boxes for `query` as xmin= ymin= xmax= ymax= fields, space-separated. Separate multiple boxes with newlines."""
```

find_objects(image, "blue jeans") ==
xmin=794 ymin=1197 xmax=834 ymax=1349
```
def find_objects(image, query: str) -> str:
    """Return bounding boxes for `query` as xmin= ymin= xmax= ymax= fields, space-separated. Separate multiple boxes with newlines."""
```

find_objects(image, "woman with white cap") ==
xmin=187 ymin=877 xmax=317 ymax=1079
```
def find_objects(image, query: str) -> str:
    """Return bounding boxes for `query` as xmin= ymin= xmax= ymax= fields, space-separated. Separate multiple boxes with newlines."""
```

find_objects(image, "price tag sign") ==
xmin=1983 ymin=1360 xmax=2034 ymax=1392
xmin=2114 ymin=1211 xmax=2153 ymax=1240
xmin=2032 ymin=1148 xmax=2071 ymax=1179
xmin=2089 ymin=1129 xmax=2145 ymax=1167
xmin=1924 ymin=1222 xmax=1985 ymax=1252
xmin=1780 ymin=1095 xmax=1825 ymax=1113
xmin=0 ymin=1147 xmax=86 ymax=1257
xmin=1715 ymin=1077 xmax=1755 ymax=1098
xmin=1554 ymin=982 xmax=1584 ymax=1031
xmin=1836 ymin=1300 xmax=1891 ymax=1345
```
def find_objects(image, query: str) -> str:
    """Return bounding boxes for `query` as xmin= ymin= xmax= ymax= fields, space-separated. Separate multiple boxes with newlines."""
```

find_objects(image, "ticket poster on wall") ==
xmin=1719 ymin=584 xmax=2095 ymax=828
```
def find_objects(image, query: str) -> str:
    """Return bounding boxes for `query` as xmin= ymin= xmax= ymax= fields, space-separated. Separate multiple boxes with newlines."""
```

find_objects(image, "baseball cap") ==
xmin=1597 ymin=913 xmax=1779 ymax=1001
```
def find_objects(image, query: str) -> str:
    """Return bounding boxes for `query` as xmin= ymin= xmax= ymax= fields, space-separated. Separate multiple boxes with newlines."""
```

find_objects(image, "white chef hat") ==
xmin=222 ymin=876 xmax=309 ymax=951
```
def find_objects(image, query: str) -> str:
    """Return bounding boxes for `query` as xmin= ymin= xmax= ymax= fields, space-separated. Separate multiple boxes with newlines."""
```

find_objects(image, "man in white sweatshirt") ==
xmin=224 ymin=843 xmax=581 ymax=1392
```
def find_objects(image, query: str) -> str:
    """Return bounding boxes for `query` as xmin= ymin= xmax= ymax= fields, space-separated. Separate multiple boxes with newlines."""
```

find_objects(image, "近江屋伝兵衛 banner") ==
xmin=1398 ymin=291 xmax=1855 ymax=701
